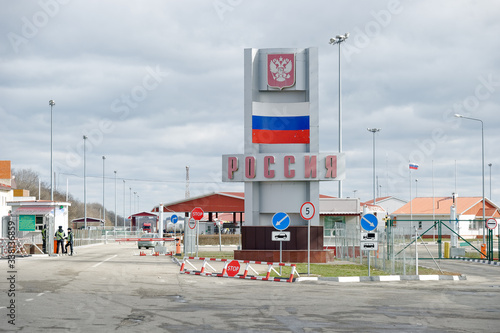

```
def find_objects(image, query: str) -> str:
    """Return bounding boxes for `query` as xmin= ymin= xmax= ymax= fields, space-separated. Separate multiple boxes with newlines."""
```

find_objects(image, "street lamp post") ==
xmin=49 ymin=100 xmax=55 ymax=201
xmin=129 ymin=187 xmax=132 ymax=230
xmin=488 ymin=163 xmax=492 ymax=200
xmin=329 ymin=32 xmax=349 ymax=198
xmin=102 ymin=156 xmax=106 ymax=224
xmin=415 ymin=179 xmax=418 ymax=197
xmin=114 ymin=170 xmax=117 ymax=230
xmin=367 ymin=128 xmax=381 ymax=205
xmin=454 ymin=114 xmax=485 ymax=243
xmin=123 ymin=179 xmax=126 ymax=229
xmin=83 ymin=135 xmax=88 ymax=230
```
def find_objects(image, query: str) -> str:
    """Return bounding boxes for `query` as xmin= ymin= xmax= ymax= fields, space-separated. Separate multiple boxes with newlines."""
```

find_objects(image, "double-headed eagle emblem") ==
xmin=268 ymin=54 xmax=295 ymax=90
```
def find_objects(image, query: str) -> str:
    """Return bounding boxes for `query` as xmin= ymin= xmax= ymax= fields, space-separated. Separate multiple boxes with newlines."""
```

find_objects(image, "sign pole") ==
xmin=308 ymin=219 xmax=310 ymax=276
xmin=280 ymin=240 xmax=282 ymax=275
xmin=300 ymin=202 xmax=315 ymax=276
xmin=368 ymin=250 xmax=370 ymax=277
xmin=415 ymin=226 xmax=419 ymax=275
xmin=219 ymin=220 xmax=222 ymax=252
xmin=196 ymin=219 xmax=199 ymax=257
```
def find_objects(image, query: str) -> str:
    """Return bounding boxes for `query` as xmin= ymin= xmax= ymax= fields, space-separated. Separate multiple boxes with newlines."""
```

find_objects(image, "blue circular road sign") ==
xmin=272 ymin=212 xmax=290 ymax=231
xmin=361 ymin=213 xmax=378 ymax=231
xmin=171 ymin=214 xmax=178 ymax=224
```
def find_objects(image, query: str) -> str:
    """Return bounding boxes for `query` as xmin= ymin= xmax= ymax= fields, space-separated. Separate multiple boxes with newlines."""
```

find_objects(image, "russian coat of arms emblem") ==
xmin=267 ymin=54 xmax=295 ymax=90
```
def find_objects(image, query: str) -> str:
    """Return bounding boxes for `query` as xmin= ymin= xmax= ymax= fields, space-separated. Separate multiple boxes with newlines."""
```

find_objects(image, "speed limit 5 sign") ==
xmin=300 ymin=202 xmax=315 ymax=220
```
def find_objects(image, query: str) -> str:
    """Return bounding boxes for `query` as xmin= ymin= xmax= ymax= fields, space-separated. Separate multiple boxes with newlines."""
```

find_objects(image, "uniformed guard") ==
xmin=55 ymin=226 xmax=66 ymax=255
xmin=41 ymin=224 xmax=47 ymax=254
xmin=65 ymin=228 xmax=74 ymax=256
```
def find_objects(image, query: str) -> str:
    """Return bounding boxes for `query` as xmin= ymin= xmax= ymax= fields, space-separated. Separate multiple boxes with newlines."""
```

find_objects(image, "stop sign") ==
xmin=191 ymin=207 xmax=204 ymax=221
xmin=226 ymin=260 xmax=240 ymax=277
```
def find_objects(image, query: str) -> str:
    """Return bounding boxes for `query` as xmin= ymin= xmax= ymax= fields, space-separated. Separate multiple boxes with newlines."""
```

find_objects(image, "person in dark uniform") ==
xmin=65 ymin=228 xmax=74 ymax=256
xmin=55 ymin=226 xmax=66 ymax=255
xmin=41 ymin=224 xmax=47 ymax=254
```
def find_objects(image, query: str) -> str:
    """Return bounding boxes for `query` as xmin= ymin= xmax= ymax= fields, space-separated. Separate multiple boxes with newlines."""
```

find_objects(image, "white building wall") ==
xmin=0 ymin=189 xmax=13 ymax=238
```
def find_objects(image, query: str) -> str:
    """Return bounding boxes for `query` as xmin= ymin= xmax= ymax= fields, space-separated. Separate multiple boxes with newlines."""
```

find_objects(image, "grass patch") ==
xmin=270 ymin=263 xmax=388 ymax=278
xmin=181 ymin=251 xmax=235 ymax=259
xmin=180 ymin=251 xmax=457 ymax=277
xmin=198 ymin=235 xmax=240 ymax=245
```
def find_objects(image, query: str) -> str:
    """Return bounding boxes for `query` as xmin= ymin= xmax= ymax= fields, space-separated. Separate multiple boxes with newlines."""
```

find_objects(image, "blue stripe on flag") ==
xmin=252 ymin=115 xmax=309 ymax=131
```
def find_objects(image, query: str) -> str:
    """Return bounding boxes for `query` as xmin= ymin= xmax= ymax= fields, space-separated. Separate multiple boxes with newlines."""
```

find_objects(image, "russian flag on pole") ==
xmin=409 ymin=163 xmax=419 ymax=170
xmin=252 ymin=102 xmax=310 ymax=144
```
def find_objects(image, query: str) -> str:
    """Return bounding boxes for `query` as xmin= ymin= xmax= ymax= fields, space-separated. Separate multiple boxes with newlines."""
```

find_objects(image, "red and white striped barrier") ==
xmin=180 ymin=257 xmax=299 ymax=283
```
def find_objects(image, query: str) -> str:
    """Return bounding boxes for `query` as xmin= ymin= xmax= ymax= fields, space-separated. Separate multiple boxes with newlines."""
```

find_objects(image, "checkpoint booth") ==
xmin=129 ymin=211 xmax=159 ymax=233
xmin=5 ymin=200 xmax=71 ymax=255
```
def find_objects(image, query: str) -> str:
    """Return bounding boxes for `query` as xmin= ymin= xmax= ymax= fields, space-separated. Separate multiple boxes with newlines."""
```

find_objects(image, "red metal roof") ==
xmin=154 ymin=192 xmax=245 ymax=213
xmin=153 ymin=192 xmax=337 ymax=215
xmin=71 ymin=217 xmax=104 ymax=223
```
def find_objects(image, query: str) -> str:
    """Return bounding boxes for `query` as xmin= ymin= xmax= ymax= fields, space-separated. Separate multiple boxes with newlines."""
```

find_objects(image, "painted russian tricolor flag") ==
xmin=252 ymin=102 xmax=310 ymax=144
xmin=409 ymin=163 xmax=419 ymax=170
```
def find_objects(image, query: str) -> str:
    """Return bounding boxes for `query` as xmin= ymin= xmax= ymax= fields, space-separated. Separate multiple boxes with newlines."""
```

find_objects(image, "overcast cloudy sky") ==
xmin=1 ymin=0 xmax=499 ymax=216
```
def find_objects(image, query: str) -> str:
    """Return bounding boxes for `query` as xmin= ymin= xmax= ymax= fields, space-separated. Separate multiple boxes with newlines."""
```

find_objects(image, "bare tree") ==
xmin=12 ymin=168 xmax=124 ymax=227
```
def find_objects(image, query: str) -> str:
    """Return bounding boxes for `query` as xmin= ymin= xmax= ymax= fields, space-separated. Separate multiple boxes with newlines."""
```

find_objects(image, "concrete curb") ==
xmin=453 ymin=256 xmax=500 ymax=266
xmin=296 ymin=274 xmax=467 ymax=283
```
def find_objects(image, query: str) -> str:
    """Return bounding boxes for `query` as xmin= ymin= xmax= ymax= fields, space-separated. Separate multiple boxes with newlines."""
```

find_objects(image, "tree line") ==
xmin=12 ymin=168 xmax=126 ymax=227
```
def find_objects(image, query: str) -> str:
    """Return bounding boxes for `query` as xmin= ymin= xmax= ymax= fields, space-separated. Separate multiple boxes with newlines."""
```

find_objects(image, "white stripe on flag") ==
xmin=252 ymin=102 xmax=310 ymax=116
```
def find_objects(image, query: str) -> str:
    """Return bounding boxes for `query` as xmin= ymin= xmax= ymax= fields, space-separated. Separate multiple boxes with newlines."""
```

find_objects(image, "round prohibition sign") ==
xmin=486 ymin=218 xmax=498 ymax=230
xmin=300 ymin=202 xmax=315 ymax=220
xmin=188 ymin=218 xmax=196 ymax=230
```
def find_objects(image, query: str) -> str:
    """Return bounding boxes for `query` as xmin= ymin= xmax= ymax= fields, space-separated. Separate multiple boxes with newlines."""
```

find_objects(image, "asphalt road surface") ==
xmin=1 ymin=242 xmax=499 ymax=332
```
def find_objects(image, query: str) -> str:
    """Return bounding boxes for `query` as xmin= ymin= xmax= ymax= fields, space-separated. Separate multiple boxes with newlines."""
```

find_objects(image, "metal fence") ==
xmin=16 ymin=229 xmax=146 ymax=251
xmin=325 ymin=222 xmax=440 ymax=276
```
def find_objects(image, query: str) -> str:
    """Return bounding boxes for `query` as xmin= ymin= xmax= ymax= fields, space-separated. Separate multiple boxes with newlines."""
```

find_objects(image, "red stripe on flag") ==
xmin=252 ymin=129 xmax=310 ymax=144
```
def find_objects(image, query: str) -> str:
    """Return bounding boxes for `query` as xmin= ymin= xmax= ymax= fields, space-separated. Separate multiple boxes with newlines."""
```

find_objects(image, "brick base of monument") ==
xmin=234 ymin=250 xmax=327 ymax=263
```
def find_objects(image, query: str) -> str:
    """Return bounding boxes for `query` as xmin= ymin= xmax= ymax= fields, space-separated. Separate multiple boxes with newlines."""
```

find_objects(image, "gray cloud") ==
xmin=1 ymin=0 xmax=499 ymax=214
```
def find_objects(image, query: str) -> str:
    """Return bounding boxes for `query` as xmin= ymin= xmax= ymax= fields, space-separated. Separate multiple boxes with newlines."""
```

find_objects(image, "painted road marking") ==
xmin=92 ymin=255 xmax=118 ymax=268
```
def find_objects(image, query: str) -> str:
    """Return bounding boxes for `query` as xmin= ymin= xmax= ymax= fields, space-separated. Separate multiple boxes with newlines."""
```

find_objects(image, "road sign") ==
xmin=486 ymin=218 xmax=498 ymax=230
xmin=171 ymin=214 xmax=178 ymax=224
xmin=300 ymin=202 xmax=315 ymax=220
xmin=361 ymin=231 xmax=378 ymax=242
xmin=361 ymin=213 xmax=378 ymax=231
xmin=191 ymin=207 xmax=204 ymax=221
xmin=272 ymin=212 xmax=290 ymax=231
xmin=226 ymin=260 xmax=240 ymax=277
xmin=360 ymin=242 xmax=378 ymax=251
xmin=272 ymin=231 xmax=291 ymax=241
xmin=188 ymin=218 xmax=196 ymax=230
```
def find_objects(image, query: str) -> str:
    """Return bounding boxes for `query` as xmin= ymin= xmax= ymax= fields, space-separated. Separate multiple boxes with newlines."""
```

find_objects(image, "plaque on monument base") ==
xmin=234 ymin=226 xmax=327 ymax=263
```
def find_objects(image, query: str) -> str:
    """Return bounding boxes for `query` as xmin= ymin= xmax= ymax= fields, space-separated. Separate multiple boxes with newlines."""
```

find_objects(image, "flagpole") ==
xmin=432 ymin=160 xmax=435 ymax=242
xmin=409 ymin=162 xmax=412 ymax=224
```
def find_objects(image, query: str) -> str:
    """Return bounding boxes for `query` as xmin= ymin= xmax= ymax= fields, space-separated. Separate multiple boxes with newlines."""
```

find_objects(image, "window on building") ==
xmin=468 ymin=220 xmax=477 ymax=230
xmin=324 ymin=216 xmax=344 ymax=237
xmin=35 ymin=216 xmax=44 ymax=230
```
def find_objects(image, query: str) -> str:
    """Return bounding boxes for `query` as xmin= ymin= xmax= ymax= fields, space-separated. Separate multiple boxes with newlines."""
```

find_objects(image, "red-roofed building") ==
xmin=391 ymin=196 xmax=499 ymax=237
xmin=362 ymin=196 xmax=407 ymax=215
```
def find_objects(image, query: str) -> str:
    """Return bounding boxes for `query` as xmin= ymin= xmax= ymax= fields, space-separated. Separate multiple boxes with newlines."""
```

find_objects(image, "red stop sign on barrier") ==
xmin=226 ymin=260 xmax=240 ymax=277
xmin=191 ymin=207 xmax=204 ymax=221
